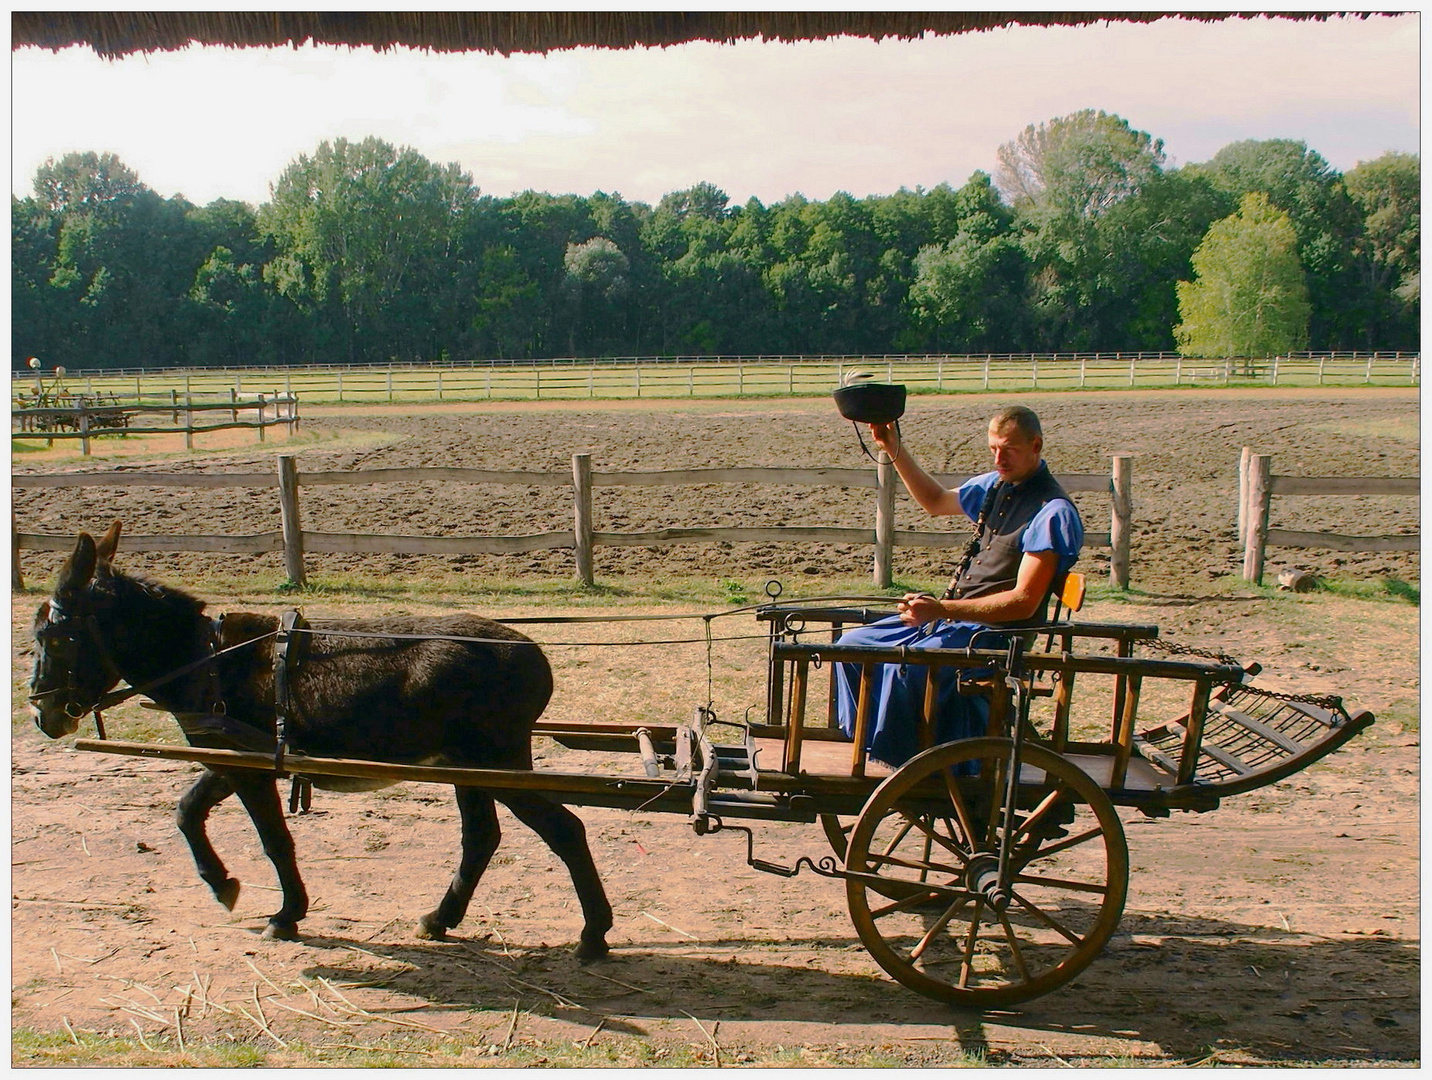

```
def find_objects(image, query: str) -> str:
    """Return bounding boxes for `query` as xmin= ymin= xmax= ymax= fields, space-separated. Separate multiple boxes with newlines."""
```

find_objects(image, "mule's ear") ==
xmin=94 ymin=520 xmax=122 ymax=568
xmin=56 ymin=533 xmax=98 ymax=596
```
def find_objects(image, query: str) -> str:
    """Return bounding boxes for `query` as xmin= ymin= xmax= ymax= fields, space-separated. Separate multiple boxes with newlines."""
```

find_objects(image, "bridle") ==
xmin=30 ymin=593 xmax=273 ymax=734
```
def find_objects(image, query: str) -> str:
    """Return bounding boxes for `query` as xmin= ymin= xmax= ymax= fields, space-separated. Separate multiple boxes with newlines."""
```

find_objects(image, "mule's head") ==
xmin=29 ymin=522 xmax=123 ymax=738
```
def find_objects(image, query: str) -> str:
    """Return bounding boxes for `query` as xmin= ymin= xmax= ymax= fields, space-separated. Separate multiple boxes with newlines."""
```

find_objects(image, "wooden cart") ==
xmin=76 ymin=588 xmax=1373 ymax=1008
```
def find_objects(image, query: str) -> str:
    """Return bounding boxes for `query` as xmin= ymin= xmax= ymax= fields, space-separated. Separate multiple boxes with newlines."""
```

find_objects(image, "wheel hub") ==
xmin=965 ymin=852 xmax=1012 ymax=912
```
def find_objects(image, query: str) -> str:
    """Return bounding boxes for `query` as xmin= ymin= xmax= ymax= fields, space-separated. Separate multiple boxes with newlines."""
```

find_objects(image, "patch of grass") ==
xmin=11 ymin=1025 xmax=1002 ymax=1069
xmin=1309 ymin=576 xmax=1419 ymax=606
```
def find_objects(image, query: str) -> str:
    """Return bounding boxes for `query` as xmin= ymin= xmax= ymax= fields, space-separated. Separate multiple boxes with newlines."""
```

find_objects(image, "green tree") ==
xmin=1175 ymin=193 xmax=1310 ymax=359
xmin=998 ymin=111 xmax=1167 ymax=349
xmin=906 ymin=172 xmax=1030 ymax=351
xmin=562 ymin=236 xmax=630 ymax=353
xmin=259 ymin=137 xmax=477 ymax=363
xmin=1344 ymin=151 xmax=1420 ymax=348
xmin=1190 ymin=139 xmax=1360 ymax=347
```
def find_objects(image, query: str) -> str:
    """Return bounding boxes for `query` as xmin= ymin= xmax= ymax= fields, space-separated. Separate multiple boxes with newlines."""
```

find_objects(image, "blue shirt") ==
xmin=956 ymin=466 xmax=1084 ymax=575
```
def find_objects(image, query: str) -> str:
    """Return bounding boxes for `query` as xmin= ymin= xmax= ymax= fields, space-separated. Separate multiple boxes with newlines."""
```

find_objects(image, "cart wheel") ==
xmin=819 ymin=813 xmax=854 ymax=860
xmin=845 ymin=737 xmax=1128 ymax=1007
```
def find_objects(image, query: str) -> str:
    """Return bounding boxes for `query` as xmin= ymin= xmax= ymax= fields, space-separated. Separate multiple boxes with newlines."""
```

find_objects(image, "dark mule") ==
xmin=28 ymin=522 xmax=612 ymax=957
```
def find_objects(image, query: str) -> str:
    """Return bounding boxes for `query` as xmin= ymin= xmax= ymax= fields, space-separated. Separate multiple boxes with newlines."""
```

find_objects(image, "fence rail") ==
xmin=12 ymin=392 xmax=299 ymax=454
xmin=11 ymin=352 xmax=1418 ymax=406
xmin=12 ymin=454 xmax=1131 ymax=591
xmin=1238 ymin=447 xmax=1419 ymax=583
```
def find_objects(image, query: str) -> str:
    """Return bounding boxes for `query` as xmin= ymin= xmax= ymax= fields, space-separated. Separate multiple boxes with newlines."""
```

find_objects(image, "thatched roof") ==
xmin=12 ymin=12 xmax=1365 ymax=59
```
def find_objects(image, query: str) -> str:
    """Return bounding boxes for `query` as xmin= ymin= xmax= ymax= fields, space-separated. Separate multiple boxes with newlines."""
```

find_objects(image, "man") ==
xmin=834 ymin=405 xmax=1083 ymax=766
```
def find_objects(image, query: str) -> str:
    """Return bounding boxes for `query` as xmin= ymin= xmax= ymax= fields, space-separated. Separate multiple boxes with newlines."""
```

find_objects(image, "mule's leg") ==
xmin=417 ymin=786 xmax=500 ymax=941
xmin=499 ymin=792 xmax=613 ymax=962
xmin=229 ymin=774 xmax=309 ymax=941
xmin=176 ymin=768 xmax=241 ymax=910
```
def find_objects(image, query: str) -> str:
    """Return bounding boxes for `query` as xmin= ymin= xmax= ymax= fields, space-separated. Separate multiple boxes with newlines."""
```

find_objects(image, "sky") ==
xmin=9 ymin=12 xmax=1421 ymax=210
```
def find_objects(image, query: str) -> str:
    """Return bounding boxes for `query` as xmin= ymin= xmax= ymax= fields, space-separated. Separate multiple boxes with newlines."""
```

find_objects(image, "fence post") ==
xmin=1237 ymin=446 xmax=1252 ymax=545
xmin=278 ymin=455 xmax=306 ymax=588
xmin=983 ymin=355 xmax=991 ymax=390
xmin=257 ymin=394 xmax=266 ymax=442
xmin=337 ymin=371 xmax=344 ymax=402
xmin=170 ymin=388 xmax=179 ymax=423
xmin=1242 ymin=454 xmax=1272 ymax=584
xmin=229 ymin=387 xmax=238 ymax=423
xmin=572 ymin=452 xmax=594 ymax=586
xmin=1175 ymin=357 xmax=1182 ymax=385
xmin=437 ymin=370 xmax=443 ymax=400
xmin=13 ymin=508 xmax=24 ymax=590
xmin=79 ymin=406 xmax=91 ymax=457
xmin=1109 ymin=455 xmax=1132 ymax=589
xmin=1128 ymin=357 xmax=1136 ymax=387
xmin=873 ymin=457 xmax=896 ymax=588
xmin=185 ymin=394 xmax=194 ymax=450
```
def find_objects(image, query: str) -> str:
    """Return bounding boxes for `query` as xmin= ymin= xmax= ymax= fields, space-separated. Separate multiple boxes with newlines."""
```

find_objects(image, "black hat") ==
xmin=833 ymin=380 xmax=906 ymax=424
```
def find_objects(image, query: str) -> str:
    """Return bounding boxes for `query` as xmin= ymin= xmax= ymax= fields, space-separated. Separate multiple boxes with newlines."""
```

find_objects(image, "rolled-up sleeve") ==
xmin=1022 ymin=500 xmax=1084 ymax=572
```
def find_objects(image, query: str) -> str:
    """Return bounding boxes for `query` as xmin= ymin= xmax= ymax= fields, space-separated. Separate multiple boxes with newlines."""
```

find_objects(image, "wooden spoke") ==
xmin=957 ymin=901 xmax=985 ymax=989
xmin=1009 ymin=784 xmax=1067 ymax=845
xmin=997 ymin=911 xmax=1031 ymax=982
xmin=1011 ymin=872 xmax=1109 ymax=895
xmin=1010 ymin=890 xmax=1086 ymax=946
xmin=873 ymin=886 xmax=970 ymax=922
xmin=907 ymin=894 xmax=975 ymax=961
xmin=863 ymin=846 xmax=964 ymax=881
xmin=1023 ymin=823 xmax=1105 ymax=861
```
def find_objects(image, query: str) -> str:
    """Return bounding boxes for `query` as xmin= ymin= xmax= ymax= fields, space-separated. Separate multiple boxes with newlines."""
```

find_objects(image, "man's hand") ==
xmin=868 ymin=421 xmax=900 ymax=458
xmin=896 ymin=592 xmax=945 ymax=626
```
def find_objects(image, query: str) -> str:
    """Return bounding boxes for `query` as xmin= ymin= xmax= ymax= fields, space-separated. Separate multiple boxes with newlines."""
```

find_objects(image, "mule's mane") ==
xmin=91 ymin=565 xmax=208 ymax=625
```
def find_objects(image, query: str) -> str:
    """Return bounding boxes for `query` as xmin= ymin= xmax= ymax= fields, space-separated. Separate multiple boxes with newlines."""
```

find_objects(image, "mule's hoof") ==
xmin=574 ymin=938 xmax=610 ymax=964
xmin=213 ymin=878 xmax=241 ymax=911
xmin=415 ymin=914 xmax=448 ymax=941
xmin=261 ymin=920 xmax=300 ymax=941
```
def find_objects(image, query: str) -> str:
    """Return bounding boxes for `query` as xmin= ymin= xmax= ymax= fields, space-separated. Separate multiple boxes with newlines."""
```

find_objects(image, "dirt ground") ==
xmin=10 ymin=389 xmax=1420 ymax=1066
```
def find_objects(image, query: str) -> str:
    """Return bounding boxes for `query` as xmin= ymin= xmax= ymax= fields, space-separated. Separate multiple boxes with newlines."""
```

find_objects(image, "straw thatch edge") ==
xmin=12 ymin=12 xmax=1362 ymax=59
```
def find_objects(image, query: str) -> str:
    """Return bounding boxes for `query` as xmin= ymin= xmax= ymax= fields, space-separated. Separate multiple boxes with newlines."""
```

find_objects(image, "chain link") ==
xmin=1140 ymin=636 xmax=1241 ymax=667
xmin=1139 ymin=637 xmax=1344 ymax=713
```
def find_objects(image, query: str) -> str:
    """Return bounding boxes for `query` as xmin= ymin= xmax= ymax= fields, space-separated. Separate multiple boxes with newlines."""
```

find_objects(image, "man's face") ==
xmin=988 ymin=421 xmax=1042 ymax=483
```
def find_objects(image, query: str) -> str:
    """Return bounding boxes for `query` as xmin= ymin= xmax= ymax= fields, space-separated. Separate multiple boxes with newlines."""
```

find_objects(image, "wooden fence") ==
xmin=12 ymin=392 xmax=299 ymax=455
xmin=1238 ymin=447 xmax=1419 ymax=583
xmin=11 ymin=351 xmax=1418 ymax=405
xmin=13 ymin=454 xmax=1132 ymax=591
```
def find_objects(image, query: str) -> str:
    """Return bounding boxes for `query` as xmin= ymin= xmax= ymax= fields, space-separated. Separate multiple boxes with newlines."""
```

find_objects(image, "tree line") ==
xmin=11 ymin=110 xmax=1419 ymax=372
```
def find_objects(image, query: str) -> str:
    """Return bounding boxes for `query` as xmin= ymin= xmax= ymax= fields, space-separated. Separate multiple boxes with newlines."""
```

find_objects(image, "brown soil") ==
xmin=10 ymin=389 xmax=1419 ymax=1066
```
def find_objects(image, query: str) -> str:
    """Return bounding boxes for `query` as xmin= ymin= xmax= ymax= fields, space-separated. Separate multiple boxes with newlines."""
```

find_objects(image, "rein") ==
xmin=80 ymin=624 xmax=279 ymax=716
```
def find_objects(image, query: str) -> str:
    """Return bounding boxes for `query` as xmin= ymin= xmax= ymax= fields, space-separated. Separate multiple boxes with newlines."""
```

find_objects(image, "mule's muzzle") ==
xmin=28 ymin=690 xmax=83 ymax=738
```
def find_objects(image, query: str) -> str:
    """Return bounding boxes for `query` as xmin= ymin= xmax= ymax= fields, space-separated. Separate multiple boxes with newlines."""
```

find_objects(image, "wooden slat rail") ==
xmin=1135 ymin=686 xmax=1374 ymax=798
xmin=1241 ymin=450 xmax=1418 ymax=582
xmin=11 ymin=458 xmax=1126 ymax=590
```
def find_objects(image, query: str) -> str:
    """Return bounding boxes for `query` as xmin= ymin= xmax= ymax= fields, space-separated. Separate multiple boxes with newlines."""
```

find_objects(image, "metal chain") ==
xmin=1228 ymin=682 xmax=1345 ymax=713
xmin=1140 ymin=637 xmax=1344 ymax=712
xmin=1140 ymin=636 xmax=1241 ymax=667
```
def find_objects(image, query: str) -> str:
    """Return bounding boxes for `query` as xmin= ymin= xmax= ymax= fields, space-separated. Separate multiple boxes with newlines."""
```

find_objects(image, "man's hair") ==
xmin=988 ymin=405 xmax=1042 ymax=442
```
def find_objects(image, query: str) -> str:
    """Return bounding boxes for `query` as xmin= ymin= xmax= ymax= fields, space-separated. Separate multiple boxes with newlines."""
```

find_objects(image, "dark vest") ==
xmin=952 ymin=463 xmax=1075 ymax=626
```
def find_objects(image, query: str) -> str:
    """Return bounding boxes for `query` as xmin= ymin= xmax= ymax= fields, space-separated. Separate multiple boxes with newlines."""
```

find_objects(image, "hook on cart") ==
xmin=704 ymin=819 xmax=843 ymax=880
